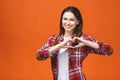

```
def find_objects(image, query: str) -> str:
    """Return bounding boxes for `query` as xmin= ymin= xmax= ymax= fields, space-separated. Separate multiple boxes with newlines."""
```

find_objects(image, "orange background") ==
xmin=0 ymin=0 xmax=120 ymax=80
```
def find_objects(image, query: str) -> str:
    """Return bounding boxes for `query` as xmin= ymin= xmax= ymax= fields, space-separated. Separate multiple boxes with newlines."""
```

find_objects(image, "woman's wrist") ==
xmin=48 ymin=44 xmax=61 ymax=55
xmin=56 ymin=43 xmax=62 ymax=49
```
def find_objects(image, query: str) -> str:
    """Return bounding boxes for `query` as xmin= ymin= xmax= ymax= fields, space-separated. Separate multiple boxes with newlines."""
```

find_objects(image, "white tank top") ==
xmin=58 ymin=37 xmax=69 ymax=80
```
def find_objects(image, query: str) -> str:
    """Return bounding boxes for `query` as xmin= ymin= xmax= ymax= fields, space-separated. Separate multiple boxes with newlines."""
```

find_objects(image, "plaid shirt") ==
xmin=37 ymin=34 xmax=112 ymax=80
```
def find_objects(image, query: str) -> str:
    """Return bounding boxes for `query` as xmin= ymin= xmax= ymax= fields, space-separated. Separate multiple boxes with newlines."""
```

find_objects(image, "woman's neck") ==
xmin=64 ymin=31 xmax=73 ymax=38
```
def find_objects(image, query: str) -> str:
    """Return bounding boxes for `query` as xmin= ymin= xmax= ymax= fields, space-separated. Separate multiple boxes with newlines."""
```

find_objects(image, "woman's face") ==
xmin=62 ymin=12 xmax=79 ymax=33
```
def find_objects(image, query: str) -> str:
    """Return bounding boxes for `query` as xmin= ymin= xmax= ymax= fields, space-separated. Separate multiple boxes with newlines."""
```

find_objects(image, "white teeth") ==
xmin=66 ymin=26 xmax=70 ymax=29
xmin=65 ymin=25 xmax=70 ymax=28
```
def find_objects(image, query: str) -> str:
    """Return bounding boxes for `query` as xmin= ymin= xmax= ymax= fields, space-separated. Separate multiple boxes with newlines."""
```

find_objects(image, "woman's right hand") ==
xmin=48 ymin=38 xmax=73 ymax=54
xmin=58 ymin=38 xmax=74 ymax=48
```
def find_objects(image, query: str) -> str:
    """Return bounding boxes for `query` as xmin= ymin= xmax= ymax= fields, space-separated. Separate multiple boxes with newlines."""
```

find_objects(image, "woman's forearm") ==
xmin=80 ymin=38 xmax=99 ymax=49
xmin=48 ymin=44 xmax=61 ymax=55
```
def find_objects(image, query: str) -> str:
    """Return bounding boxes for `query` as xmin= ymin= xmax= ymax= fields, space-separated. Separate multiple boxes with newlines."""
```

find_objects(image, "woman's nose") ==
xmin=66 ymin=20 xmax=70 ymax=25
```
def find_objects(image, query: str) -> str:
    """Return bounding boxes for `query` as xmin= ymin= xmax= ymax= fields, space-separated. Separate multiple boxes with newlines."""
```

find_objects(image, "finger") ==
xmin=73 ymin=43 xmax=85 ymax=48
xmin=65 ymin=38 xmax=73 ymax=44
xmin=73 ymin=45 xmax=80 ymax=48
xmin=68 ymin=38 xmax=74 ymax=42
xmin=73 ymin=37 xmax=81 ymax=43
xmin=73 ymin=37 xmax=79 ymax=40
xmin=63 ymin=45 xmax=74 ymax=48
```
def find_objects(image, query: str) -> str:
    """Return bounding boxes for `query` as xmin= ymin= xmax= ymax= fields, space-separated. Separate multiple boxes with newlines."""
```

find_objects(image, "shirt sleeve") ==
xmin=84 ymin=35 xmax=113 ymax=56
xmin=36 ymin=35 xmax=55 ymax=60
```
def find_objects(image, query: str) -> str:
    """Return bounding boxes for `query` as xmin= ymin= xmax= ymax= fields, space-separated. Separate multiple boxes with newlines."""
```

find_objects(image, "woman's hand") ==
xmin=48 ymin=38 xmax=74 ymax=54
xmin=71 ymin=37 xmax=86 ymax=48
xmin=71 ymin=37 xmax=99 ymax=49
xmin=58 ymin=38 xmax=74 ymax=48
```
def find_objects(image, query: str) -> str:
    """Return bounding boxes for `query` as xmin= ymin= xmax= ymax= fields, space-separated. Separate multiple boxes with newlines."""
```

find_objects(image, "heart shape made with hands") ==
xmin=69 ymin=38 xmax=80 ymax=47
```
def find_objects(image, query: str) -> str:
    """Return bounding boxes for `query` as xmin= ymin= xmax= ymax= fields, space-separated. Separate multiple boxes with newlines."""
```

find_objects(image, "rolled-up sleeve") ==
xmin=36 ymin=44 xmax=50 ymax=60
xmin=93 ymin=41 xmax=113 ymax=56
xmin=84 ymin=35 xmax=113 ymax=56
xmin=36 ymin=35 xmax=55 ymax=60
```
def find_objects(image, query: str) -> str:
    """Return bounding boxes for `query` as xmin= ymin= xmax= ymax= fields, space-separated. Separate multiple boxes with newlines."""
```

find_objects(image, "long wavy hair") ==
xmin=53 ymin=6 xmax=83 ymax=53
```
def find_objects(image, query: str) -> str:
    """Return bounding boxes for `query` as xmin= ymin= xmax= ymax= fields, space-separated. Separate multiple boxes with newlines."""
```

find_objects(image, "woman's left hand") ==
xmin=70 ymin=37 xmax=86 ymax=48
xmin=71 ymin=37 xmax=99 ymax=49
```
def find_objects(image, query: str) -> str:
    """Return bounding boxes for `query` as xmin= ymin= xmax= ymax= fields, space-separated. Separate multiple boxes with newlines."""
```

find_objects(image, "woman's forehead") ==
xmin=62 ymin=12 xmax=76 ymax=19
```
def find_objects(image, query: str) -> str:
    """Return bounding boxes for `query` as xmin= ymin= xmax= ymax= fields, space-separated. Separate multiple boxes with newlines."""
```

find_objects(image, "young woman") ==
xmin=36 ymin=6 xmax=113 ymax=80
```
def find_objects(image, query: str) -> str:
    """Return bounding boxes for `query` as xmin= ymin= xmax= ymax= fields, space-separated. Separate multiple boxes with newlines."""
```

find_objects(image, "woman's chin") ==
xmin=65 ymin=29 xmax=71 ymax=32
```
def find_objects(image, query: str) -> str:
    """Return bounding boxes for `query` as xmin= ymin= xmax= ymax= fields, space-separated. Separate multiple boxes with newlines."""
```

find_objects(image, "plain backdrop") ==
xmin=0 ymin=0 xmax=120 ymax=80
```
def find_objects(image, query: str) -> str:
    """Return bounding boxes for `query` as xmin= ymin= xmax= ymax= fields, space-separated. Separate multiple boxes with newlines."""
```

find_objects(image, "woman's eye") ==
xmin=70 ymin=19 xmax=75 ymax=21
xmin=63 ymin=18 xmax=67 ymax=20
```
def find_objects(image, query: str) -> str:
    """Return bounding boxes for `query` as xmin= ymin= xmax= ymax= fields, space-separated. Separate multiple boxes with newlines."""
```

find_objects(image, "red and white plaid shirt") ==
xmin=37 ymin=34 xmax=112 ymax=80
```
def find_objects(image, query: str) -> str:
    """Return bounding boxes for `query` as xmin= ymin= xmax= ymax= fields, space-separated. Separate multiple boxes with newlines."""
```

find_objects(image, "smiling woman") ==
xmin=36 ymin=6 xmax=113 ymax=80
